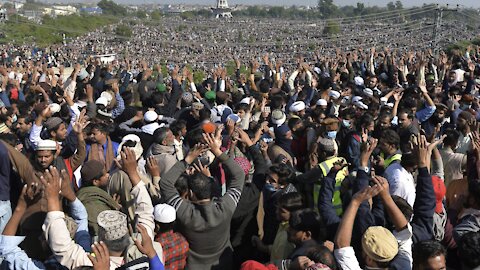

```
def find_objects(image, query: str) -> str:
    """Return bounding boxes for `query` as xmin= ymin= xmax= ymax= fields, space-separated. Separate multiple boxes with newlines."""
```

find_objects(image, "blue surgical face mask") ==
xmin=460 ymin=104 xmax=471 ymax=110
xmin=326 ymin=131 xmax=337 ymax=139
xmin=342 ymin=119 xmax=351 ymax=128
xmin=264 ymin=183 xmax=277 ymax=193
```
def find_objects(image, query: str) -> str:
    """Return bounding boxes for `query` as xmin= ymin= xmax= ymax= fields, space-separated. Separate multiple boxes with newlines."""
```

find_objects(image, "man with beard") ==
xmin=12 ymin=114 xmax=32 ymax=154
xmin=372 ymin=113 xmax=392 ymax=139
xmin=145 ymin=127 xmax=178 ymax=179
xmin=1 ymin=114 xmax=87 ymax=260
xmin=421 ymin=103 xmax=449 ymax=139
xmin=455 ymin=111 xmax=475 ymax=154
xmin=86 ymin=122 xmax=119 ymax=172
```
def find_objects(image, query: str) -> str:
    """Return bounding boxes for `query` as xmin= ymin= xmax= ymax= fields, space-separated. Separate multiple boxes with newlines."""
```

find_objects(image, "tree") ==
xmin=323 ymin=20 xmax=340 ymax=36
xmin=150 ymin=10 xmax=161 ymax=20
xmin=136 ymin=10 xmax=147 ymax=19
xmin=395 ymin=1 xmax=403 ymax=10
xmin=387 ymin=2 xmax=396 ymax=11
xmin=97 ymin=0 xmax=127 ymax=16
xmin=353 ymin=2 xmax=365 ymax=16
xmin=318 ymin=0 xmax=338 ymax=19
xmin=115 ymin=24 xmax=132 ymax=38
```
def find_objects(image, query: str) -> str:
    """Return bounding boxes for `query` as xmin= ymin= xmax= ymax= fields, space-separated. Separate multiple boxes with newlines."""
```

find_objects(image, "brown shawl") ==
xmin=88 ymin=136 xmax=115 ymax=171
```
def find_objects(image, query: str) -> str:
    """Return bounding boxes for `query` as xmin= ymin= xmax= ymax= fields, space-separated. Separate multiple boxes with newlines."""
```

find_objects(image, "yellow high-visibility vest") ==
xmin=313 ymin=156 xmax=348 ymax=216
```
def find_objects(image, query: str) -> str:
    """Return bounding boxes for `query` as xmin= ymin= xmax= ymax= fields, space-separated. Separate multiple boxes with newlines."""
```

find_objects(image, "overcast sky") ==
xmin=154 ymin=0 xmax=480 ymax=8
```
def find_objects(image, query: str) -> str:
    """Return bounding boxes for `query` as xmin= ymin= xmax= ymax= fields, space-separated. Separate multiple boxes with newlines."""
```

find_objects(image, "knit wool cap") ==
xmin=362 ymin=226 xmax=398 ymax=263
xmin=45 ymin=117 xmax=63 ymax=131
xmin=205 ymin=90 xmax=216 ymax=100
xmin=97 ymin=210 xmax=128 ymax=241
xmin=81 ymin=160 xmax=105 ymax=184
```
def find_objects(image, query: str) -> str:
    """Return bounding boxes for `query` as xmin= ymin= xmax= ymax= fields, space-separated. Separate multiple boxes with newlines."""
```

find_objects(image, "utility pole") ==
xmin=433 ymin=4 xmax=458 ymax=55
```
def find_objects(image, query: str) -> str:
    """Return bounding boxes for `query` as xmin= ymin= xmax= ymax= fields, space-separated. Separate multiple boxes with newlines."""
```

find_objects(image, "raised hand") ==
xmin=120 ymin=148 xmax=140 ymax=186
xmin=40 ymin=166 xmax=62 ymax=211
xmin=73 ymin=109 xmax=90 ymax=135
xmin=87 ymin=242 xmax=110 ymax=270
xmin=134 ymin=224 xmax=156 ymax=259
xmin=418 ymin=135 xmax=429 ymax=168
xmin=185 ymin=143 xmax=209 ymax=165
xmin=193 ymin=162 xmax=211 ymax=178
xmin=203 ymin=132 xmax=222 ymax=156
xmin=146 ymin=156 xmax=160 ymax=178
xmin=60 ymin=169 xmax=76 ymax=203
xmin=235 ymin=128 xmax=253 ymax=147
xmin=371 ymin=175 xmax=390 ymax=200
xmin=352 ymin=184 xmax=382 ymax=204
xmin=40 ymin=166 xmax=61 ymax=199
xmin=16 ymin=183 xmax=41 ymax=211
xmin=360 ymin=137 xmax=378 ymax=167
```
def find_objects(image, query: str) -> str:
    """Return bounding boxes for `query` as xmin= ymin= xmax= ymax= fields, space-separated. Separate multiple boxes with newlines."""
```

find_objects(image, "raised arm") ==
xmin=69 ymin=110 xmax=88 ymax=171
xmin=1 ymin=183 xmax=46 ymax=270
xmin=373 ymin=176 xmax=408 ymax=231
xmin=160 ymin=144 xmax=209 ymax=208
xmin=318 ymin=167 xmax=342 ymax=231
xmin=42 ymin=167 xmax=92 ymax=269
xmin=110 ymin=82 xmax=125 ymax=119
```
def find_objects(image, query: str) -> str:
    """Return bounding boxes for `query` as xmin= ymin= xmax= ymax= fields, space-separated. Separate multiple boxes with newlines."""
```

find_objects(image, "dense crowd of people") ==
xmin=2 ymin=10 xmax=476 ymax=71
xmin=0 ymin=23 xmax=480 ymax=270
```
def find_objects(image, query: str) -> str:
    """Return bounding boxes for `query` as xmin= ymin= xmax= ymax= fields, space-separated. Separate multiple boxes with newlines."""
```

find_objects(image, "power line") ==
xmin=320 ymin=4 xmax=436 ymax=23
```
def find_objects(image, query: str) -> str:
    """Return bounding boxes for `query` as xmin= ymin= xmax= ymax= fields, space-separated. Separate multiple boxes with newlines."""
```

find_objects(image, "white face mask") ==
xmin=11 ymin=114 xmax=17 ymax=123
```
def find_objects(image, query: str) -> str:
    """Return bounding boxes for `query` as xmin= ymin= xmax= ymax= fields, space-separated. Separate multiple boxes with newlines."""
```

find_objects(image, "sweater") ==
xmin=160 ymin=153 xmax=245 ymax=270
xmin=76 ymin=186 xmax=119 ymax=236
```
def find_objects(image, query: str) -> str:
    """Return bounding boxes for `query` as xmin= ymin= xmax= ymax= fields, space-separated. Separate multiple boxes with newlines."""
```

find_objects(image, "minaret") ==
xmin=212 ymin=0 xmax=232 ymax=18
